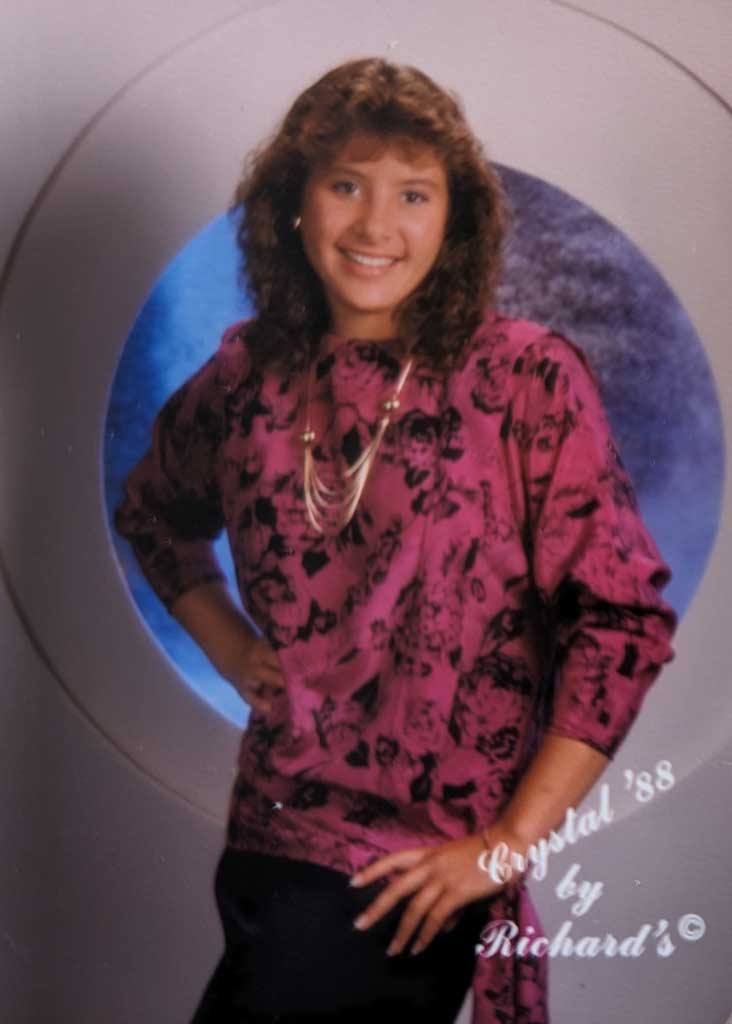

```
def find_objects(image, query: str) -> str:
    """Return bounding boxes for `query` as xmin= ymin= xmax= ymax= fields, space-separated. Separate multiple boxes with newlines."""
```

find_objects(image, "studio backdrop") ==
xmin=1 ymin=2 xmax=731 ymax=1021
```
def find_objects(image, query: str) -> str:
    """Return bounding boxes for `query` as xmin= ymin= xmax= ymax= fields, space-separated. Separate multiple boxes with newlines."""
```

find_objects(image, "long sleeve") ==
xmin=113 ymin=324 xmax=247 ymax=613
xmin=509 ymin=330 xmax=677 ymax=759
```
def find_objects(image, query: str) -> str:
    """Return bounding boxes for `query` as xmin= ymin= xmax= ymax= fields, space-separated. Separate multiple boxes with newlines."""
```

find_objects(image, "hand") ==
xmin=217 ymin=630 xmax=285 ymax=715
xmin=349 ymin=828 xmax=525 ymax=957
xmin=170 ymin=582 xmax=285 ymax=714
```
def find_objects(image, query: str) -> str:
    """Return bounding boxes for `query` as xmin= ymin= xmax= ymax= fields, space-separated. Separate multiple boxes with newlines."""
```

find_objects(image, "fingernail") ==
xmin=386 ymin=943 xmax=399 ymax=956
xmin=353 ymin=915 xmax=367 ymax=930
xmin=410 ymin=943 xmax=424 ymax=956
xmin=349 ymin=874 xmax=363 ymax=887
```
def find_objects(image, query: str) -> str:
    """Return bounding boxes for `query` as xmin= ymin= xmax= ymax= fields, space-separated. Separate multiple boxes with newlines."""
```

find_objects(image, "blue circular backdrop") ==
xmin=104 ymin=166 xmax=725 ymax=725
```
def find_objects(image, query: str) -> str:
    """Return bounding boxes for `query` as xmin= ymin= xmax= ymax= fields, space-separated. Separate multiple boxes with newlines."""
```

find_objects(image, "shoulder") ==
xmin=464 ymin=310 xmax=601 ymax=402
xmin=163 ymin=318 xmax=255 ymax=418
xmin=217 ymin=316 xmax=255 ymax=367
xmin=472 ymin=310 xmax=597 ymax=378
xmin=209 ymin=317 xmax=255 ymax=390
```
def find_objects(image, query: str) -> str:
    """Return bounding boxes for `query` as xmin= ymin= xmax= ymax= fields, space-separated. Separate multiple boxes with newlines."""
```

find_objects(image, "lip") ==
xmin=339 ymin=247 xmax=402 ymax=270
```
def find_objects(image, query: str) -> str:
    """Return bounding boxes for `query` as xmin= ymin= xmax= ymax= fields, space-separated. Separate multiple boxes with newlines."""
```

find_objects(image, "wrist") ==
xmin=492 ymin=807 xmax=547 ymax=851
xmin=211 ymin=617 xmax=259 ymax=681
xmin=172 ymin=581 xmax=257 ymax=675
xmin=480 ymin=816 xmax=533 ymax=850
xmin=478 ymin=819 xmax=534 ymax=884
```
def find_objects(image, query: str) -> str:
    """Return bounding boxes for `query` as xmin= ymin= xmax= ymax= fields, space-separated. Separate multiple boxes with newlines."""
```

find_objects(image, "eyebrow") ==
xmin=325 ymin=164 xmax=445 ymax=188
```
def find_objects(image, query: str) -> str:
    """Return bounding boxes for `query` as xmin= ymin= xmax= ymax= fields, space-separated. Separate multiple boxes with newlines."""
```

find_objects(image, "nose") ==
xmin=352 ymin=194 xmax=394 ymax=243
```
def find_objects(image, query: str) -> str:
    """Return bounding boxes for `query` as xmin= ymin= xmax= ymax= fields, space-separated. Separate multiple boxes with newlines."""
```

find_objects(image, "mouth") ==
xmin=340 ymin=248 xmax=400 ymax=269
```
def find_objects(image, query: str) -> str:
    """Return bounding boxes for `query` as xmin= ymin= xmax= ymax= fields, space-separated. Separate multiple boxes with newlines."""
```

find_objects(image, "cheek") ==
xmin=413 ymin=216 xmax=448 ymax=267
xmin=301 ymin=194 xmax=339 ymax=260
xmin=301 ymin=218 xmax=327 ymax=265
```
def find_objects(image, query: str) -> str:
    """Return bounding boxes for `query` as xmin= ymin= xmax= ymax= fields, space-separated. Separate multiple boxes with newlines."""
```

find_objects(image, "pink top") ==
xmin=114 ymin=309 xmax=676 ymax=1023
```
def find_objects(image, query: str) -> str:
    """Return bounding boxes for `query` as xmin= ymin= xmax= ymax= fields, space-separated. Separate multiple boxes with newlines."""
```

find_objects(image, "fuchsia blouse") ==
xmin=114 ymin=310 xmax=676 ymax=1023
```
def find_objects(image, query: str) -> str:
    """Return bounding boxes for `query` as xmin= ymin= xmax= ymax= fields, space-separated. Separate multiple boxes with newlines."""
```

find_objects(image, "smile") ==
xmin=341 ymin=249 xmax=399 ymax=268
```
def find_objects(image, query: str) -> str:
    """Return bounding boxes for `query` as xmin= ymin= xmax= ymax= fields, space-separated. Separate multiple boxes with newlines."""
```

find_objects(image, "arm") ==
xmin=113 ymin=323 xmax=283 ymax=710
xmin=169 ymin=580 xmax=283 ymax=711
xmin=347 ymin=331 xmax=677 ymax=951
xmin=348 ymin=730 xmax=611 ymax=947
xmin=113 ymin=322 xmax=248 ymax=612
xmin=512 ymin=331 xmax=677 ymax=758
xmin=491 ymin=733 xmax=608 ymax=851
xmin=113 ymin=351 xmax=228 ymax=612
xmin=487 ymin=329 xmax=678 ymax=852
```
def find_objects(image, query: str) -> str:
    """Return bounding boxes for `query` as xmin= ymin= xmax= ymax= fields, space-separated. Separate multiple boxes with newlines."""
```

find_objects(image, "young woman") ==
xmin=114 ymin=58 xmax=677 ymax=1023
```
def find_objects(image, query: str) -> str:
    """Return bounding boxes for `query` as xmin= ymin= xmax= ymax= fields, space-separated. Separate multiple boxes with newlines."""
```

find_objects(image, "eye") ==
xmin=403 ymin=190 xmax=429 ymax=205
xmin=331 ymin=179 xmax=359 ymax=195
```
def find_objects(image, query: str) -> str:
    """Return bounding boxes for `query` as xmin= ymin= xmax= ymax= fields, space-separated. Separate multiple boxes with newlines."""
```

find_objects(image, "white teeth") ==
xmin=343 ymin=250 xmax=396 ymax=267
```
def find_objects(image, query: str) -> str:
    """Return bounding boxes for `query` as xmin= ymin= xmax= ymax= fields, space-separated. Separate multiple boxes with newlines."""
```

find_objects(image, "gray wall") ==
xmin=2 ymin=2 xmax=731 ymax=1021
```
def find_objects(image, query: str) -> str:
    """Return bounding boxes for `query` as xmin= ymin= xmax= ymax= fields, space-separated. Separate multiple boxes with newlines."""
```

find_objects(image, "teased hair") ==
xmin=230 ymin=57 xmax=510 ymax=373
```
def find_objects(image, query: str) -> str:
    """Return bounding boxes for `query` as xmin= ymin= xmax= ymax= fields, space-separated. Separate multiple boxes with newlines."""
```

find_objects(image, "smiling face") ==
xmin=299 ymin=133 xmax=450 ymax=340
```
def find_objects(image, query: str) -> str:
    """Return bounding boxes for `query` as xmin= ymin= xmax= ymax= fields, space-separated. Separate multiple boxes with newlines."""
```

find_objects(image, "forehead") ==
xmin=316 ymin=132 xmax=446 ymax=178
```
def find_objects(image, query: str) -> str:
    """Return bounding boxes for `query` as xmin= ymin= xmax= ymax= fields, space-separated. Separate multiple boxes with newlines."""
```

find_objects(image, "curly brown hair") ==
xmin=230 ymin=57 xmax=510 ymax=373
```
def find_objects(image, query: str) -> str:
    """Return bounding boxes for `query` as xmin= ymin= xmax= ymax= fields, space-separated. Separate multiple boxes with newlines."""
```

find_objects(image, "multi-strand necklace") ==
xmin=300 ymin=349 xmax=414 ymax=534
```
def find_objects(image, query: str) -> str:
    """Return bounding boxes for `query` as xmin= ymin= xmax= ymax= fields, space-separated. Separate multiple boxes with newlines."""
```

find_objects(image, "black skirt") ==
xmin=190 ymin=845 xmax=494 ymax=1023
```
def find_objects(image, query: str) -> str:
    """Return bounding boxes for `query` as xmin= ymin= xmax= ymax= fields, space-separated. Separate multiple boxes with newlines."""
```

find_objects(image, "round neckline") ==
xmin=319 ymin=330 xmax=405 ymax=358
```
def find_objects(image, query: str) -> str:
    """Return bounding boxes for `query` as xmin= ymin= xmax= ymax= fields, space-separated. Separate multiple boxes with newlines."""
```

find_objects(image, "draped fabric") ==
xmin=115 ymin=310 xmax=676 ymax=1022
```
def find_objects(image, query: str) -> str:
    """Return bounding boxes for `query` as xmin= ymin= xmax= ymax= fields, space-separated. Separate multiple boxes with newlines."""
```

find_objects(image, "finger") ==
xmin=253 ymin=644 xmax=285 ymax=677
xmin=250 ymin=664 xmax=285 ymax=689
xmin=254 ymin=639 xmax=284 ymax=668
xmin=442 ymin=909 xmax=463 ymax=933
xmin=386 ymin=883 xmax=445 ymax=956
xmin=410 ymin=894 xmax=461 ymax=955
xmin=244 ymin=692 xmax=272 ymax=714
xmin=353 ymin=861 xmax=431 ymax=932
xmin=258 ymin=652 xmax=285 ymax=678
xmin=350 ymin=846 xmax=427 ymax=889
xmin=240 ymin=681 xmax=273 ymax=712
